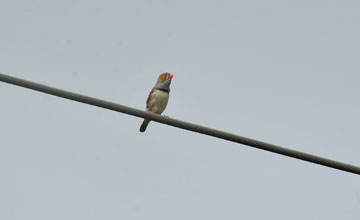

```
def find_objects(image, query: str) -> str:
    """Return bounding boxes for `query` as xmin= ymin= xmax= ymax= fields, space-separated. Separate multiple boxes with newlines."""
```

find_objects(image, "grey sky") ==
xmin=1 ymin=0 xmax=359 ymax=219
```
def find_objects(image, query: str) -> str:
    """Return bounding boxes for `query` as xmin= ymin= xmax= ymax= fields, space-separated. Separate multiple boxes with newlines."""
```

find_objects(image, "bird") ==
xmin=140 ymin=72 xmax=174 ymax=132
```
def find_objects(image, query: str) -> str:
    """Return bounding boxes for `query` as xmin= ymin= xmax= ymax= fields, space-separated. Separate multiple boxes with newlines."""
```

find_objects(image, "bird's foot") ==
xmin=149 ymin=111 xmax=155 ymax=115
xmin=163 ymin=115 xmax=169 ymax=119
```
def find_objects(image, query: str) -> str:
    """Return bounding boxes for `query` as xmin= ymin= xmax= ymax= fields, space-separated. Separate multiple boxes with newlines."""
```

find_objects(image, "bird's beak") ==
xmin=169 ymin=74 xmax=174 ymax=79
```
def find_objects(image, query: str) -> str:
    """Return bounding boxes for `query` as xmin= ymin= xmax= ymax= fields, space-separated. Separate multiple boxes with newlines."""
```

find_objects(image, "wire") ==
xmin=1 ymin=72 xmax=359 ymax=175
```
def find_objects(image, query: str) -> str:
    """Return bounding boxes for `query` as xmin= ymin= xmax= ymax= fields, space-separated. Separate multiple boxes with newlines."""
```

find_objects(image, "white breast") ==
xmin=147 ymin=90 xmax=169 ymax=114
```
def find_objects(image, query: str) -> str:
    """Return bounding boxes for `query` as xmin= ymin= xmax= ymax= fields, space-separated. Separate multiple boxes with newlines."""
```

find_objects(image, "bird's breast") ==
xmin=147 ymin=90 xmax=169 ymax=114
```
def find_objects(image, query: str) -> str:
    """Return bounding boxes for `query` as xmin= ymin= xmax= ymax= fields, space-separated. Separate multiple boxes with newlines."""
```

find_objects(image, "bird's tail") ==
xmin=139 ymin=119 xmax=150 ymax=132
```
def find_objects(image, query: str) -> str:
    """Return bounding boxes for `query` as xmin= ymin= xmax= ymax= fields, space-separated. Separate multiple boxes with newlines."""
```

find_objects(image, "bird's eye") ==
xmin=159 ymin=75 xmax=166 ymax=81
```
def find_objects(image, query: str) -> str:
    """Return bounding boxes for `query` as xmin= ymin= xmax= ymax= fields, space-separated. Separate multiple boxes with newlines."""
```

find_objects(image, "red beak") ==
xmin=169 ymin=74 xmax=174 ymax=79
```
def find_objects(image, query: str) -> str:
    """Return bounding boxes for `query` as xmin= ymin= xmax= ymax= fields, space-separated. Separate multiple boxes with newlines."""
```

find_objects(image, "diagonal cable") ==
xmin=1 ymin=73 xmax=359 ymax=175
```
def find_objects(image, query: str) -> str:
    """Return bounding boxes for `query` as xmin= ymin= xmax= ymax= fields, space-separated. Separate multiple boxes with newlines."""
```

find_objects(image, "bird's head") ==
xmin=154 ymin=72 xmax=173 ymax=92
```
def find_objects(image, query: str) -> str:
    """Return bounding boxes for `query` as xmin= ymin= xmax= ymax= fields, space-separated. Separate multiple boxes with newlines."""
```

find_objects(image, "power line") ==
xmin=1 ymin=72 xmax=359 ymax=175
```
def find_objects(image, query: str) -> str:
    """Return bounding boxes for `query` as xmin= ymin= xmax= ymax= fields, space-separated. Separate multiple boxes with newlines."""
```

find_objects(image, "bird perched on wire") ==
xmin=140 ymin=72 xmax=174 ymax=132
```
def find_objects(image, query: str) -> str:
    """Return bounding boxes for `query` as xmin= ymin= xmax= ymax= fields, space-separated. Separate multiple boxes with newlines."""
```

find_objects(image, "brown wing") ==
xmin=146 ymin=88 xmax=155 ymax=109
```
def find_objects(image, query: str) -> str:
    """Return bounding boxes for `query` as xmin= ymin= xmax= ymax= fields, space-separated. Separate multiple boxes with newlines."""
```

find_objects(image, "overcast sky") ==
xmin=1 ymin=0 xmax=360 ymax=219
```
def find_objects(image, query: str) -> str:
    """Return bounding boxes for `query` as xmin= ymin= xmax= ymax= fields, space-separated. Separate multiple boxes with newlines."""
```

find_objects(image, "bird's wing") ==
xmin=146 ymin=88 xmax=155 ymax=109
